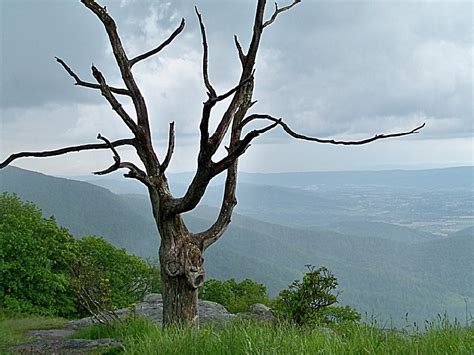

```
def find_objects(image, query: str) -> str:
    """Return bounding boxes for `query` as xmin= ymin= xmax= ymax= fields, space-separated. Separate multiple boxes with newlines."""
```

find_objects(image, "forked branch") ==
xmin=0 ymin=139 xmax=134 ymax=169
xmin=93 ymin=134 xmax=151 ymax=186
xmin=81 ymin=0 xmax=151 ymax=135
xmin=241 ymin=114 xmax=426 ymax=145
xmin=93 ymin=134 xmax=121 ymax=175
xmin=55 ymin=57 xmax=131 ymax=96
xmin=209 ymin=73 xmax=255 ymax=104
xmin=263 ymin=0 xmax=302 ymax=28
xmin=213 ymin=119 xmax=281 ymax=175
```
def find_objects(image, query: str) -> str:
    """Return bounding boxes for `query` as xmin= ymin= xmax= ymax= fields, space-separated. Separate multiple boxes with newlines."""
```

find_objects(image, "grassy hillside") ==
xmin=1 ymin=166 xmax=473 ymax=325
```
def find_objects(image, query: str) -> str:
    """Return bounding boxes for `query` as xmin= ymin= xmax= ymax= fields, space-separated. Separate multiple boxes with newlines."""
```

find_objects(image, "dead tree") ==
xmin=0 ymin=0 xmax=424 ymax=326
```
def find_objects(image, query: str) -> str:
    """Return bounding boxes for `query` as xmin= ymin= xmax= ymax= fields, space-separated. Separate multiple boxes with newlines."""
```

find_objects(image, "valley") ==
xmin=1 ymin=166 xmax=473 ymax=326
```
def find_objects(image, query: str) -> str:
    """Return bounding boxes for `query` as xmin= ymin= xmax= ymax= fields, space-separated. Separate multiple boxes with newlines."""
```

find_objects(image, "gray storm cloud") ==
xmin=0 ymin=0 xmax=472 ymax=175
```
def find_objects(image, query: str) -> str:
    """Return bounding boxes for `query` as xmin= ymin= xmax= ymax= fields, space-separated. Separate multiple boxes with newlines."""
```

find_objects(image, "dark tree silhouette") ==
xmin=0 ymin=0 xmax=424 ymax=326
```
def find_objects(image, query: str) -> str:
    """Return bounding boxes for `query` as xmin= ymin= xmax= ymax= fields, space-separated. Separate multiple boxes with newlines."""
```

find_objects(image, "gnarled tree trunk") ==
xmin=157 ymin=213 xmax=204 ymax=326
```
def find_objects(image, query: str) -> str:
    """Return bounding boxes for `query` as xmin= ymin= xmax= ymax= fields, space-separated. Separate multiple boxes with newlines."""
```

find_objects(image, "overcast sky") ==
xmin=0 ymin=0 xmax=472 ymax=176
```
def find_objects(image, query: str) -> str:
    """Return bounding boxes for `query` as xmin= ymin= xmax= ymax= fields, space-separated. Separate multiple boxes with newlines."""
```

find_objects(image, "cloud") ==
xmin=1 ymin=0 xmax=472 ymax=175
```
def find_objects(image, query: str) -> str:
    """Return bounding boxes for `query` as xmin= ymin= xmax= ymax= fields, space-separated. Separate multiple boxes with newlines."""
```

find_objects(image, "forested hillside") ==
xmin=1 ymin=166 xmax=472 ymax=325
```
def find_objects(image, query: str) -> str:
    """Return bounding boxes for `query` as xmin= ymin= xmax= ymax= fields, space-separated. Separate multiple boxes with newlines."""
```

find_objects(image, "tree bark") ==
xmin=155 ymin=208 xmax=204 ymax=326
xmin=160 ymin=266 xmax=199 ymax=326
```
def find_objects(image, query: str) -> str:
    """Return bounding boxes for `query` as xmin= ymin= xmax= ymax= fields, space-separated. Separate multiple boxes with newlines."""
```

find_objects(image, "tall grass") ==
xmin=72 ymin=317 xmax=473 ymax=354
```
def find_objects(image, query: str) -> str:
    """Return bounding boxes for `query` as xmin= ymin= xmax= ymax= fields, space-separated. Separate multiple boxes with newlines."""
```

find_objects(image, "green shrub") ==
xmin=1 ymin=193 xmax=160 ymax=318
xmin=0 ymin=193 xmax=78 ymax=317
xmin=200 ymin=278 xmax=269 ymax=313
xmin=274 ymin=265 xmax=360 ymax=325
xmin=72 ymin=236 xmax=155 ymax=315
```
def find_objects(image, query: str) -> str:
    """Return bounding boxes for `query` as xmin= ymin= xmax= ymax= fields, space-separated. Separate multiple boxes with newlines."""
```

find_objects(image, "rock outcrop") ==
xmin=248 ymin=303 xmax=277 ymax=322
xmin=67 ymin=293 xmax=236 ymax=328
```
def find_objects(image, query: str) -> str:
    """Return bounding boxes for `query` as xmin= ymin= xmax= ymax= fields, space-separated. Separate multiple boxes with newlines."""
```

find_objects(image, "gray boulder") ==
xmin=67 ymin=293 xmax=235 ymax=328
xmin=247 ymin=303 xmax=277 ymax=322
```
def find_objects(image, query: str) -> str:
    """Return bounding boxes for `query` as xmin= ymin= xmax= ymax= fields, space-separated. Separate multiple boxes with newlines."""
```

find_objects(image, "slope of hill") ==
xmin=1 ymin=166 xmax=473 ymax=325
xmin=0 ymin=166 xmax=157 ymax=255
xmin=76 ymin=167 xmax=474 ymax=235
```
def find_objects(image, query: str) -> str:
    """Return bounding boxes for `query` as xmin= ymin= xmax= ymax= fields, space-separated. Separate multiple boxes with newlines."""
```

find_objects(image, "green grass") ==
xmin=71 ymin=317 xmax=474 ymax=355
xmin=0 ymin=311 xmax=471 ymax=354
xmin=0 ymin=312 xmax=67 ymax=352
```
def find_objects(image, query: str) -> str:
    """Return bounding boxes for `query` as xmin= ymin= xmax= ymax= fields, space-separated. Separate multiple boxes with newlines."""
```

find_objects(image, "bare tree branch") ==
xmin=91 ymin=65 xmax=139 ymax=134
xmin=194 ymin=162 xmax=238 ymax=251
xmin=203 ymin=0 xmax=266 ymax=155
xmin=121 ymin=162 xmax=152 ymax=186
xmin=241 ymin=114 xmax=426 ymax=145
xmin=81 ymin=0 xmax=152 ymax=138
xmin=210 ymin=73 xmax=255 ymax=104
xmin=263 ymin=0 xmax=301 ymax=28
xmin=213 ymin=119 xmax=281 ymax=175
xmin=198 ymin=75 xmax=253 ymax=159
xmin=93 ymin=133 xmax=151 ymax=186
xmin=129 ymin=18 xmax=186 ymax=67
xmin=97 ymin=136 xmax=120 ymax=169
xmin=0 ymin=139 xmax=134 ymax=169
xmin=160 ymin=122 xmax=175 ymax=174
xmin=234 ymin=35 xmax=246 ymax=65
xmin=195 ymin=6 xmax=217 ymax=98
xmin=173 ymin=82 xmax=256 ymax=216
xmin=55 ymin=57 xmax=131 ymax=96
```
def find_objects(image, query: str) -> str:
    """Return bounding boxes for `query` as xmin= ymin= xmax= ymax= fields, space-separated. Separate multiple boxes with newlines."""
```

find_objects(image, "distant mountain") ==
xmin=76 ymin=167 xmax=474 ymax=233
xmin=1 ymin=166 xmax=473 ymax=325
xmin=75 ymin=166 xmax=474 ymax=193
xmin=73 ymin=166 xmax=474 ymax=193
xmin=235 ymin=166 xmax=474 ymax=190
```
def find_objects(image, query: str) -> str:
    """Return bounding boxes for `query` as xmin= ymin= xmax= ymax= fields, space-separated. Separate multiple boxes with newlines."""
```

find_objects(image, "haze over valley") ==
xmin=1 ymin=165 xmax=472 ymax=326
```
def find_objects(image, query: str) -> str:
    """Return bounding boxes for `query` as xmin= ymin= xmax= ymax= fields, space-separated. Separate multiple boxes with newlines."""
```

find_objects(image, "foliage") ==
xmin=274 ymin=265 xmax=360 ymax=326
xmin=0 ymin=193 xmax=78 ymax=317
xmin=0 ymin=193 xmax=159 ymax=318
xmin=71 ymin=236 xmax=155 ymax=316
xmin=200 ymin=278 xmax=269 ymax=313
xmin=71 ymin=316 xmax=474 ymax=355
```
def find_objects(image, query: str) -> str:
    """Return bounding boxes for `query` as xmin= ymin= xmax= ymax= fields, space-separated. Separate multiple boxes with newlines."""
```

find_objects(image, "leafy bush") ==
xmin=200 ymin=278 xmax=269 ymax=313
xmin=0 ymin=193 xmax=160 ymax=318
xmin=274 ymin=265 xmax=360 ymax=325
xmin=0 ymin=193 xmax=78 ymax=317
xmin=71 ymin=236 xmax=156 ymax=315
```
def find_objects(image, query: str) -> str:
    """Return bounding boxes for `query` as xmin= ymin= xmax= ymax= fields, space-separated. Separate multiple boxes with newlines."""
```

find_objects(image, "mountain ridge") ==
xmin=1 ymin=166 xmax=472 ymax=325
